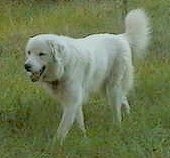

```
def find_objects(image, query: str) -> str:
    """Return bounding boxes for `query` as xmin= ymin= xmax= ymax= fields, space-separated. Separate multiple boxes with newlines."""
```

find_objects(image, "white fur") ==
xmin=25 ymin=9 xmax=150 ymax=144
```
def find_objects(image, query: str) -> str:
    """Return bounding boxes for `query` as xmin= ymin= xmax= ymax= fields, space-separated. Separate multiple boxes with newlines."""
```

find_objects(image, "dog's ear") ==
xmin=47 ymin=40 xmax=64 ymax=62
xmin=47 ymin=40 xmax=65 ymax=79
xmin=48 ymin=40 xmax=64 ymax=53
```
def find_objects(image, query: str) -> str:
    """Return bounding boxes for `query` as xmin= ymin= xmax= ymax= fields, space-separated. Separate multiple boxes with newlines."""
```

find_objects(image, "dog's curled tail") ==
xmin=125 ymin=9 xmax=151 ymax=59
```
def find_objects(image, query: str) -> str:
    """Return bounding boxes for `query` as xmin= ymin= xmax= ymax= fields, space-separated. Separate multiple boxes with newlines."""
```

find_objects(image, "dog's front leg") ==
xmin=76 ymin=105 xmax=86 ymax=137
xmin=57 ymin=104 xmax=78 ymax=144
xmin=54 ymin=88 xmax=83 ymax=145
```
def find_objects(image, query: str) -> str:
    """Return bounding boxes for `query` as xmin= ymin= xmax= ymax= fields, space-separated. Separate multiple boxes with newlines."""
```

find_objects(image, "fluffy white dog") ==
xmin=24 ymin=9 xmax=150 ymax=144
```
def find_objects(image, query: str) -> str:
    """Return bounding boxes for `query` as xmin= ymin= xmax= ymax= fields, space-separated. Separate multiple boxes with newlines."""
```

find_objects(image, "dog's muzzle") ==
xmin=27 ymin=65 xmax=46 ymax=82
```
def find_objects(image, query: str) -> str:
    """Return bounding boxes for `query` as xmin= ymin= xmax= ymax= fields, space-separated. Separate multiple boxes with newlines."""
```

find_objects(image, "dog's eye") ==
xmin=39 ymin=52 xmax=46 ymax=56
xmin=28 ymin=51 xmax=31 ymax=55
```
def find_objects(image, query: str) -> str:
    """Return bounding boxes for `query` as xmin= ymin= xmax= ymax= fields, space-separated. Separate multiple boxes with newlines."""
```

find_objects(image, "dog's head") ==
xmin=24 ymin=34 xmax=65 ymax=82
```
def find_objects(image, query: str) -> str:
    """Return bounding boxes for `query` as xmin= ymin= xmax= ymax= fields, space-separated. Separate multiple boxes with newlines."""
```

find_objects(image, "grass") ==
xmin=0 ymin=0 xmax=170 ymax=157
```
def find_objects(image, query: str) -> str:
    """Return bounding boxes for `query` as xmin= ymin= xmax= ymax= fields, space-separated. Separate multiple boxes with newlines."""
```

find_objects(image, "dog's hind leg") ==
xmin=121 ymin=96 xmax=130 ymax=114
xmin=106 ymin=56 xmax=132 ymax=124
xmin=107 ymin=84 xmax=124 ymax=124
xmin=107 ymin=87 xmax=130 ymax=122
xmin=120 ymin=60 xmax=133 ymax=116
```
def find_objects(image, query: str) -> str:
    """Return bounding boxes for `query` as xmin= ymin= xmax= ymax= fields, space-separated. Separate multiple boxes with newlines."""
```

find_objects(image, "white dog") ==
xmin=24 ymin=9 xmax=150 ymax=144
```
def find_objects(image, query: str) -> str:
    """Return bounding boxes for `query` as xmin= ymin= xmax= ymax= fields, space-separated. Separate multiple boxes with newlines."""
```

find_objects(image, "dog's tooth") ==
xmin=27 ymin=71 xmax=32 ymax=76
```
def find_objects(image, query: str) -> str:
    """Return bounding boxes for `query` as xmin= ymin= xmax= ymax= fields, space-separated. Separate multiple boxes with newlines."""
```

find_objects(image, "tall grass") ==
xmin=0 ymin=0 xmax=170 ymax=157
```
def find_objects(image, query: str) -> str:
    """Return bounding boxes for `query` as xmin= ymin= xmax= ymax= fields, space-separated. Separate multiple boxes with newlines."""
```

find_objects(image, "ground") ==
xmin=0 ymin=0 xmax=170 ymax=157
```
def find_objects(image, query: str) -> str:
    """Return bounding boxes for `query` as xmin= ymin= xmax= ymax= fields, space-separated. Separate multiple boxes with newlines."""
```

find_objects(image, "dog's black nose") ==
xmin=24 ymin=63 xmax=32 ymax=71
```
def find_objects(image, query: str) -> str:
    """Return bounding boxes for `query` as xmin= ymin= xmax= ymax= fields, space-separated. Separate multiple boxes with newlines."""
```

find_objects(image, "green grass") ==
xmin=0 ymin=0 xmax=170 ymax=157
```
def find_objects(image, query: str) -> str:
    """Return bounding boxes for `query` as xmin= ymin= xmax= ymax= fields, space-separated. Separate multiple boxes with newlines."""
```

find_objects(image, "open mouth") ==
xmin=40 ymin=65 xmax=46 ymax=77
xmin=30 ymin=65 xmax=46 ymax=82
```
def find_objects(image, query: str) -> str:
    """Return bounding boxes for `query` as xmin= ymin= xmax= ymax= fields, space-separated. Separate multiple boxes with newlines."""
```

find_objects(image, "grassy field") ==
xmin=0 ymin=0 xmax=170 ymax=157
